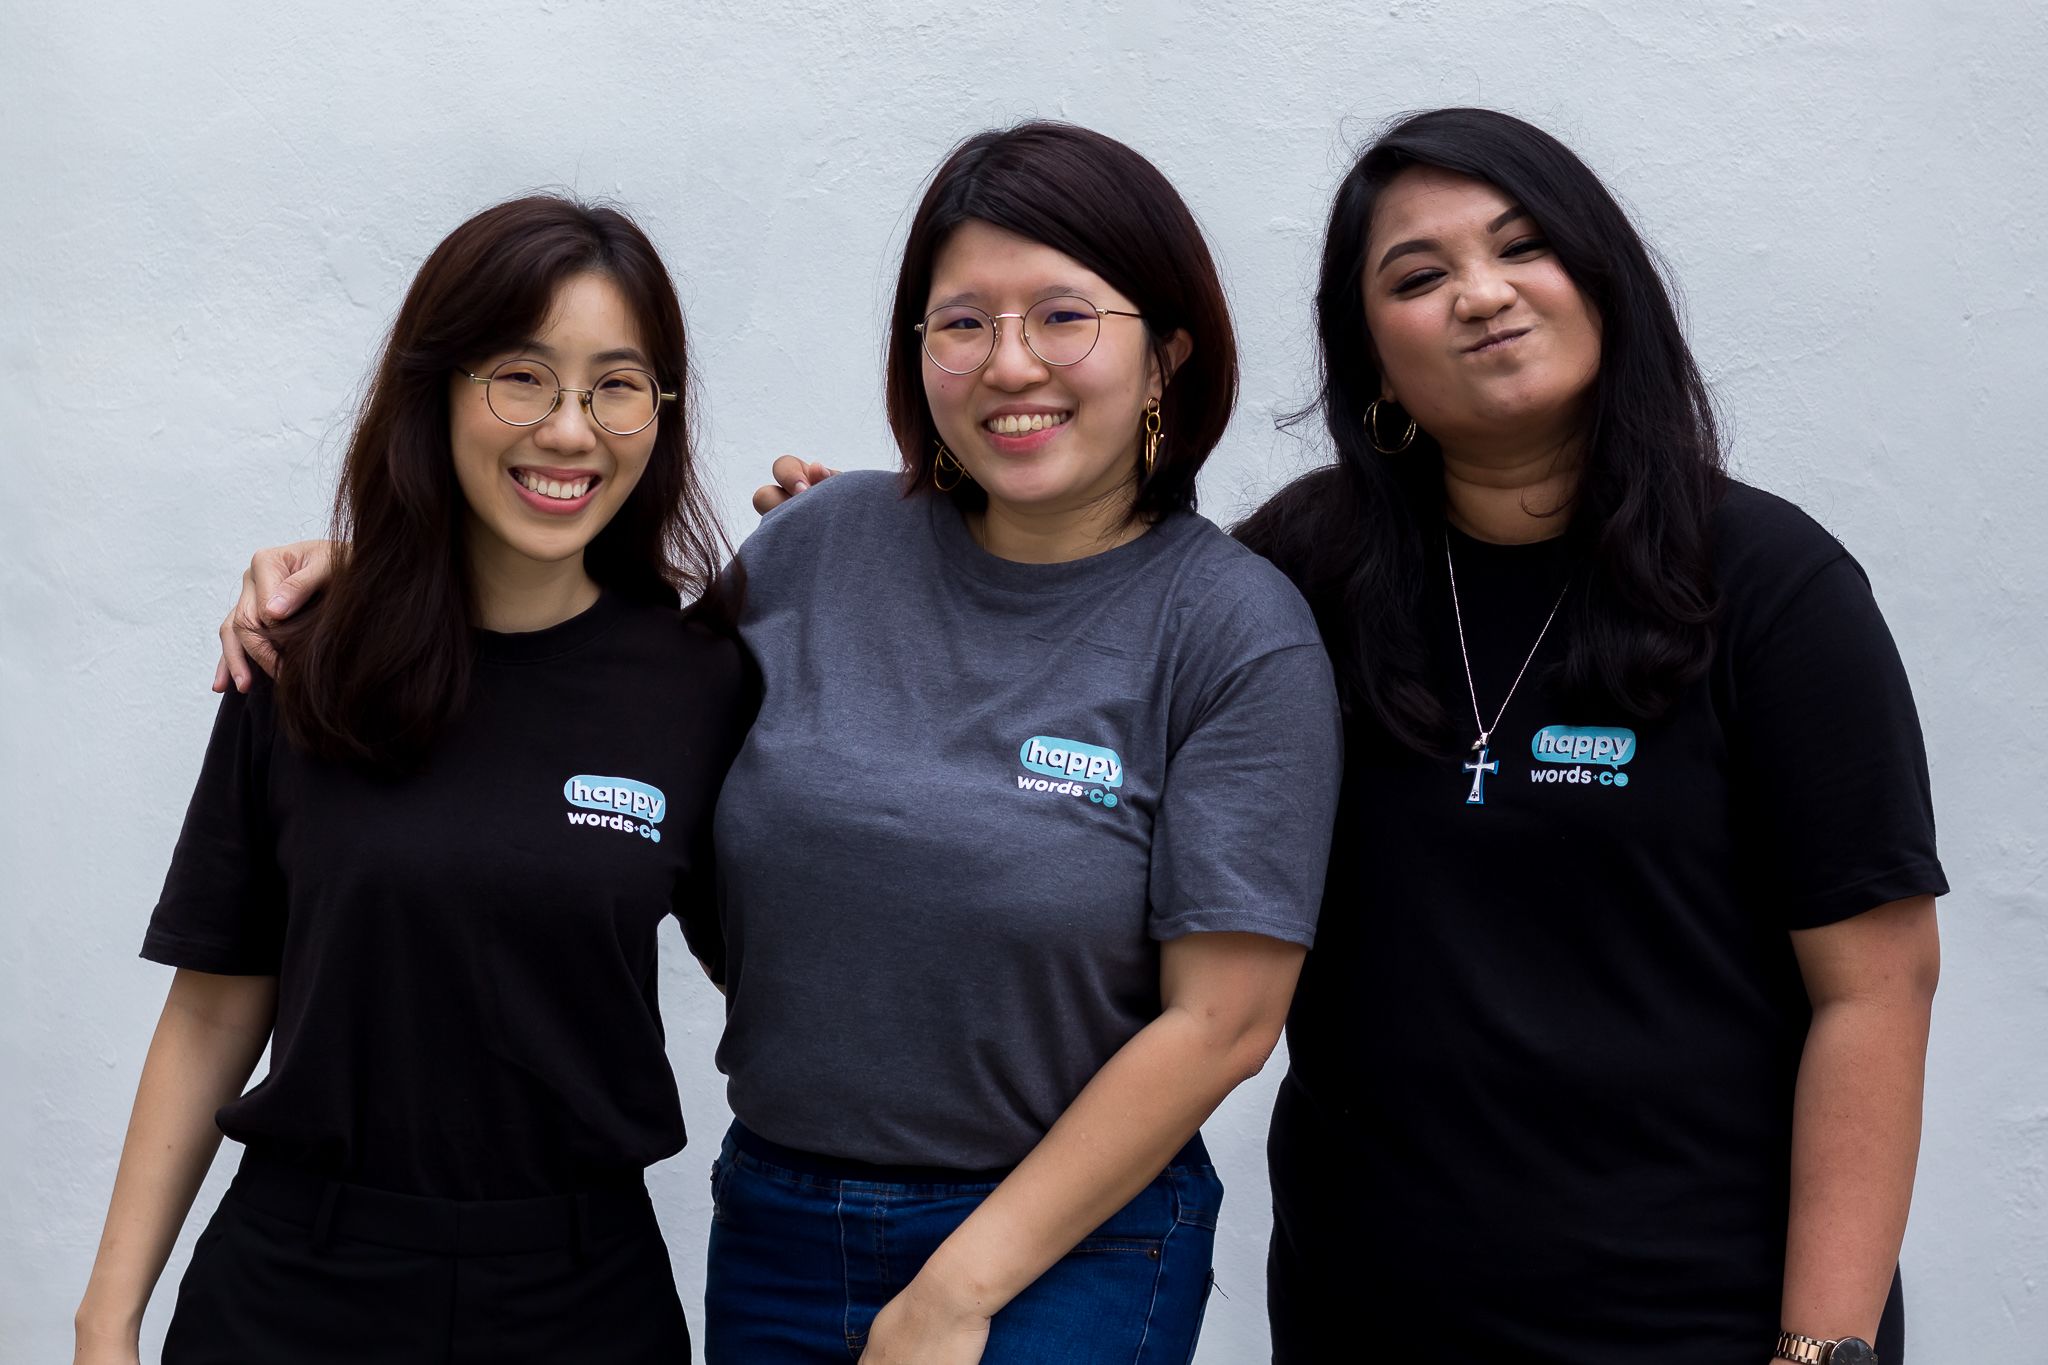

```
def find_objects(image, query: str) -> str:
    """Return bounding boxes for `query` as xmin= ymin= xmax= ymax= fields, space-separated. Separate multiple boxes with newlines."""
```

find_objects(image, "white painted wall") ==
xmin=4 ymin=2 xmax=2042 ymax=1359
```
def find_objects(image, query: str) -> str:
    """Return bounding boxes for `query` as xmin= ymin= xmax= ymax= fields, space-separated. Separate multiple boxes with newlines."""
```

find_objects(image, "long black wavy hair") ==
xmin=1236 ymin=107 xmax=1725 ymax=755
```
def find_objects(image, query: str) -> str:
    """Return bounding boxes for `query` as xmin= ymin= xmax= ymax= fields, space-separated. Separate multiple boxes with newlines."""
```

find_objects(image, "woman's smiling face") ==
xmin=920 ymin=220 xmax=1169 ymax=523
xmin=447 ymin=271 xmax=660 ymax=574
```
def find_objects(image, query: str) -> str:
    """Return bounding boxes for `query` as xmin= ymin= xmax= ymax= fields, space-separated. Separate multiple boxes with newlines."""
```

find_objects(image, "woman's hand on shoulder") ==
xmin=751 ymin=456 xmax=839 ymax=516
xmin=213 ymin=539 xmax=335 ymax=693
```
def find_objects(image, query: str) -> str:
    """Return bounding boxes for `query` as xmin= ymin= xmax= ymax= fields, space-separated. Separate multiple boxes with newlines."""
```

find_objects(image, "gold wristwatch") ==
xmin=1774 ymin=1331 xmax=1878 ymax=1364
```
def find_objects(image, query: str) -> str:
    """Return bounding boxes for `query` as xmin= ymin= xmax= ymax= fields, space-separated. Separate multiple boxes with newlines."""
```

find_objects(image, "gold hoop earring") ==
xmin=933 ymin=441 xmax=970 ymax=491
xmin=1141 ymin=398 xmax=1163 ymax=478
xmin=1366 ymin=399 xmax=1417 ymax=454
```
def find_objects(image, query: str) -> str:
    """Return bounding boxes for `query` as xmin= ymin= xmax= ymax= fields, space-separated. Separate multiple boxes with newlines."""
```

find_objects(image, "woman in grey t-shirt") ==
xmin=705 ymin=124 xmax=1340 ymax=1364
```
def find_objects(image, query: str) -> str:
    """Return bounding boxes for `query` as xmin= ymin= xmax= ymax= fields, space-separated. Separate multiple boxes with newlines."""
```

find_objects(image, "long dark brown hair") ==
xmin=884 ymin=122 xmax=1239 ymax=523
xmin=1237 ymin=108 xmax=1724 ymax=754
xmin=270 ymin=194 xmax=726 ymax=773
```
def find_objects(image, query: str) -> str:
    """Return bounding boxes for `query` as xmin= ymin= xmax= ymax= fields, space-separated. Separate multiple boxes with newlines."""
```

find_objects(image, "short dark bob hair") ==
xmin=1239 ymin=108 xmax=1723 ymax=752
xmin=884 ymin=122 xmax=1238 ymax=523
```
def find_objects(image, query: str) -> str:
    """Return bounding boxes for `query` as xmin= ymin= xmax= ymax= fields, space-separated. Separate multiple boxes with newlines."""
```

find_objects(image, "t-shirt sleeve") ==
xmin=670 ymin=628 xmax=760 ymax=985
xmin=1732 ymin=553 xmax=1949 ymax=929
xmin=141 ymin=684 xmax=287 ymax=974
xmin=674 ymin=824 xmax=726 ymax=985
xmin=1148 ymin=642 xmax=1344 ymax=945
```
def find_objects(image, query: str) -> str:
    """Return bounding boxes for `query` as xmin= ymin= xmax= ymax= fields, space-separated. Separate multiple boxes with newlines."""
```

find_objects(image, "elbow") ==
xmin=1218 ymin=1019 xmax=1286 ymax=1088
xmin=1165 ymin=1002 xmax=1286 ymax=1089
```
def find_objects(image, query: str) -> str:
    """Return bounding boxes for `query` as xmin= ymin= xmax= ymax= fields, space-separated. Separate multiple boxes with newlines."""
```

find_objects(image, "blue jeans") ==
xmin=704 ymin=1122 xmax=1221 ymax=1364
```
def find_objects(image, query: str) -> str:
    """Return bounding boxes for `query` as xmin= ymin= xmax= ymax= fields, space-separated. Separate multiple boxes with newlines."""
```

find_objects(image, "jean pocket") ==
xmin=1168 ymin=1164 xmax=1224 ymax=1232
xmin=1069 ymin=1174 xmax=1180 ymax=1256
xmin=1069 ymin=1234 xmax=1167 ymax=1257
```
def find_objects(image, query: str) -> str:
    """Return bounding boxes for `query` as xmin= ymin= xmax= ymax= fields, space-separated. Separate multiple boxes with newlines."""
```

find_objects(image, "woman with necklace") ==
xmin=1235 ymin=107 xmax=1944 ymax=1364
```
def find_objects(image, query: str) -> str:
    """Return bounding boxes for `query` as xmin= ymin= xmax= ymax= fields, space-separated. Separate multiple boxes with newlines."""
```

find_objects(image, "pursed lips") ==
xmin=1463 ymin=327 xmax=1531 ymax=355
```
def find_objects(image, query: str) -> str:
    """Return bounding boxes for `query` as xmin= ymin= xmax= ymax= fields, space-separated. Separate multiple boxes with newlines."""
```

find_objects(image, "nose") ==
xmin=981 ymin=315 xmax=1050 ymax=390
xmin=1453 ymin=265 xmax=1517 ymax=323
xmin=533 ymin=391 xmax=601 ymax=452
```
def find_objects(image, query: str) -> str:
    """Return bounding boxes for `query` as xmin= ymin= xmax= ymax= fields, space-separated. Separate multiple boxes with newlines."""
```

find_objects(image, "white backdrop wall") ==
xmin=4 ymin=2 xmax=2043 ymax=1359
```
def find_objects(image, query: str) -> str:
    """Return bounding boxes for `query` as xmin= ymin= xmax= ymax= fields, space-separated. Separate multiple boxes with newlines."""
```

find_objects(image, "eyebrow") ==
xmin=929 ymin=284 xmax=1091 ymax=310
xmin=1374 ymin=204 xmax=1533 ymax=274
xmin=514 ymin=340 xmax=655 ymax=368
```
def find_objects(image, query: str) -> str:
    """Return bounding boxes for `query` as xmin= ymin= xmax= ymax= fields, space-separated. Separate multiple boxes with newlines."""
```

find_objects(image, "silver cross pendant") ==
xmin=1463 ymin=742 xmax=1499 ymax=806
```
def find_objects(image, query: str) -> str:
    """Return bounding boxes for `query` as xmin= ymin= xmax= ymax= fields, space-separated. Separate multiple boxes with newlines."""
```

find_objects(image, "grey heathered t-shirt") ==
xmin=714 ymin=469 xmax=1342 ymax=1169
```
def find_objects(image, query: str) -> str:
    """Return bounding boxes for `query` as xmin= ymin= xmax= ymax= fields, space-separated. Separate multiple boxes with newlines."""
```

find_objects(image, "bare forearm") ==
xmin=917 ymin=1004 xmax=1271 ymax=1317
xmin=1781 ymin=996 xmax=1930 ymax=1344
xmin=76 ymin=974 xmax=275 ymax=1339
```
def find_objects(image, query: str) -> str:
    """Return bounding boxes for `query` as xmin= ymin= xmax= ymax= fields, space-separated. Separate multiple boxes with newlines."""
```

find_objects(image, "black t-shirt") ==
xmin=1269 ymin=481 xmax=1947 ymax=1360
xmin=142 ymin=594 xmax=751 ymax=1200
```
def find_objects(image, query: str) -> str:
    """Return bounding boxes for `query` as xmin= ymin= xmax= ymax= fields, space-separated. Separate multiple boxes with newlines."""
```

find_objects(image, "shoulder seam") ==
xmin=1176 ymin=640 xmax=1331 ymax=748
xmin=1744 ymin=548 xmax=1856 ymax=649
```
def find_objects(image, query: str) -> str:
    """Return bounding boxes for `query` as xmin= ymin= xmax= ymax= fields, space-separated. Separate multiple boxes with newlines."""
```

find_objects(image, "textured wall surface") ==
xmin=4 ymin=2 xmax=2043 ymax=1359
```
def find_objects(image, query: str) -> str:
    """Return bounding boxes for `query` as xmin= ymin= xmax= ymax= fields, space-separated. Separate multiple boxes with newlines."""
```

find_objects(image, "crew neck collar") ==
xmin=1444 ymin=517 xmax=1574 ymax=561
xmin=926 ymin=490 xmax=1198 ymax=593
xmin=474 ymin=590 xmax=627 ymax=664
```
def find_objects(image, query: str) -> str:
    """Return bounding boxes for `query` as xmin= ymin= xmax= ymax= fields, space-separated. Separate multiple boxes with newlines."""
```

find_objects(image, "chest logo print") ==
xmin=1015 ymin=735 xmax=1124 ymax=809
xmin=563 ymin=774 xmax=667 ymax=842
xmin=1528 ymin=725 xmax=1638 ymax=789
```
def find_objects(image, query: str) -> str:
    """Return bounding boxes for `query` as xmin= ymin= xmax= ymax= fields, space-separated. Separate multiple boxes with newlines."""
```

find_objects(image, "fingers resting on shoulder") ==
xmin=213 ymin=540 xmax=336 ymax=693
xmin=751 ymin=456 xmax=838 ymax=515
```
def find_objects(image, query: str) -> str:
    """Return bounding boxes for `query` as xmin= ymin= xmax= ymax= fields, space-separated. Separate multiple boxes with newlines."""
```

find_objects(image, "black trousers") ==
xmin=1267 ymin=1079 xmax=1906 ymax=1364
xmin=163 ymin=1150 xmax=690 ymax=1364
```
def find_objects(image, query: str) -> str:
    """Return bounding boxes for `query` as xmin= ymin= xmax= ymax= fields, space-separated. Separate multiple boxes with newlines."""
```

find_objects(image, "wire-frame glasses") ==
xmin=464 ymin=358 xmax=676 ymax=436
xmin=914 ymin=295 xmax=1144 ymax=375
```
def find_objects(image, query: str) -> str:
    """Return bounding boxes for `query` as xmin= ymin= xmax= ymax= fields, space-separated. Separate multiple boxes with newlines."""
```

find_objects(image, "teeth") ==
xmin=515 ymin=472 xmax=593 ymax=501
xmin=985 ymin=412 xmax=1071 ymax=435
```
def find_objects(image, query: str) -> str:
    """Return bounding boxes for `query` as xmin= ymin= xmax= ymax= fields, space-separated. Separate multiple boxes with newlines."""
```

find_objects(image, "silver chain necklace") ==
xmin=1445 ymin=531 xmax=1569 ymax=806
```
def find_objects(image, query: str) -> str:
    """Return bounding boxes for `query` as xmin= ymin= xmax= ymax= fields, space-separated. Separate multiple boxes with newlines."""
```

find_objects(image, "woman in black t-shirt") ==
xmin=1235 ymin=109 xmax=1945 ymax=1364
xmin=75 ymin=197 xmax=747 ymax=1364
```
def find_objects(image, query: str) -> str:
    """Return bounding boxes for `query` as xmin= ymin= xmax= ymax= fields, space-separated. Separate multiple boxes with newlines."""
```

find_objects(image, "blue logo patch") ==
xmin=1530 ymin=725 xmax=1637 ymax=768
xmin=563 ymin=775 xmax=668 ymax=822
xmin=1018 ymin=736 xmax=1124 ymax=788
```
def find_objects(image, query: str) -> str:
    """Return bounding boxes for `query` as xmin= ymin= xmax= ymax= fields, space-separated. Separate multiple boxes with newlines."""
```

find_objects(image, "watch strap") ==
xmin=1775 ymin=1331 xmax=1878 ymax=1365
xmin=1775 ymin=1334 xmax=1830 ymax=1364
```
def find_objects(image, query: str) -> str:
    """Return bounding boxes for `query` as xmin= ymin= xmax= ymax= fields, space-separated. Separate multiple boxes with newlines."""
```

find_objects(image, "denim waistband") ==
xmin=728 ymin=1120 xmax=1211 ymax=1188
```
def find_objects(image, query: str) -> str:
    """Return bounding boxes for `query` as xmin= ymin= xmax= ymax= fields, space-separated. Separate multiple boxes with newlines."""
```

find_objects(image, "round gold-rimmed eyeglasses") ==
xmin=463 ymin=358 xmax=676 ymax=437
xmin=913 ymin=294 xmax=1144 ymax=375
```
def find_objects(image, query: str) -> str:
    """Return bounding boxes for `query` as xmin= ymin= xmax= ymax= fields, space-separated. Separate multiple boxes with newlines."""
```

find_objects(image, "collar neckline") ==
xmin=927 ymin=491 xmax=1196 ymax=592
xmin=474 ymin=590 xmax=627 ymax=664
